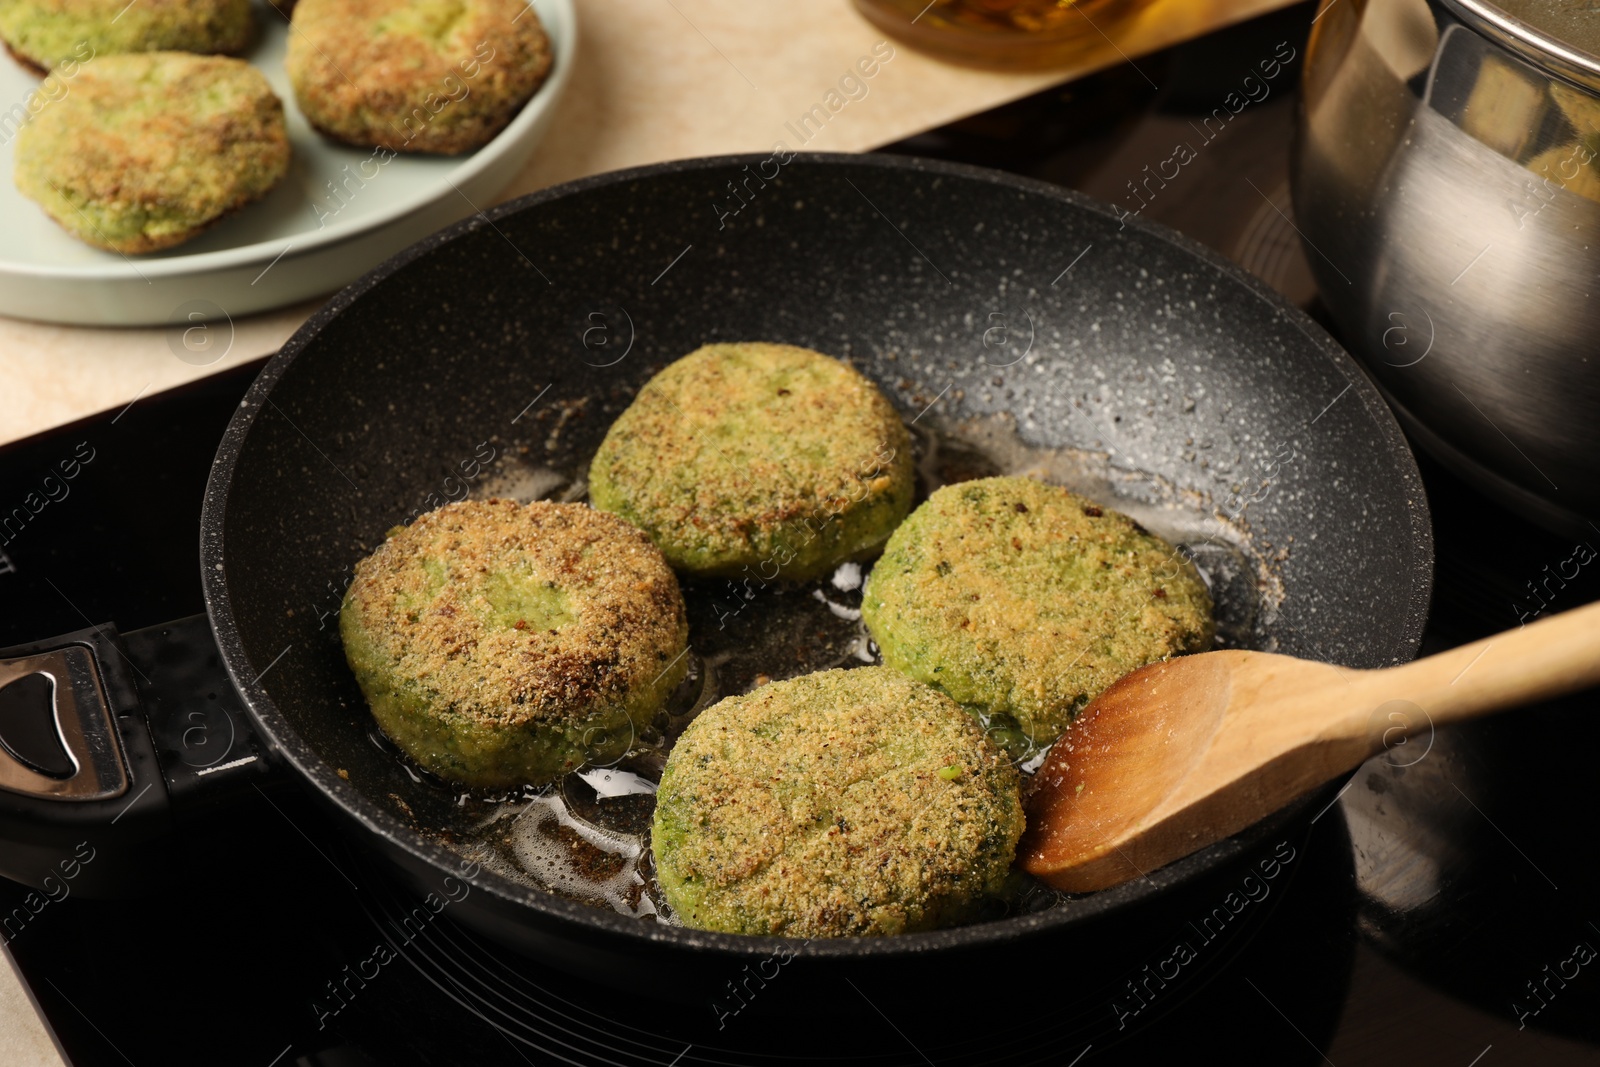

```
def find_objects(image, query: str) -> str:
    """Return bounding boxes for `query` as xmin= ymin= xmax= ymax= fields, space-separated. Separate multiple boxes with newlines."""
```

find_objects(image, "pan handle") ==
xmin=0 ymin=614 xmax=276 ymax=898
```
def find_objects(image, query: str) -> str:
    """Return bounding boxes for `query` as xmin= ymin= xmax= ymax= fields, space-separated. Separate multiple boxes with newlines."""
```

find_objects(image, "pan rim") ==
xmin=200 ymin=150 xmax=1433 ymax=960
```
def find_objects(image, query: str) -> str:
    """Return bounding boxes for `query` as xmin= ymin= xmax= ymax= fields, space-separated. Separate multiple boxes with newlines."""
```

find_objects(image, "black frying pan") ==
xmin=0 ymin=153 xmax=1430 ymax=1005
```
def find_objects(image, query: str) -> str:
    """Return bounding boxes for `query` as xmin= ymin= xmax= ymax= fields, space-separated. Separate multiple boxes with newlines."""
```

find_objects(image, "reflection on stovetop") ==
xmin=4 ymin=4 xmax=1599 ymax=1063
xmin=3 ymin=761 xmax=1359 ymax=1065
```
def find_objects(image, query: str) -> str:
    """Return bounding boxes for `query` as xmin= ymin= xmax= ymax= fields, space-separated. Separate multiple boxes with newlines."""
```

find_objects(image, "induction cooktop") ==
xmin=3 ymin=6 xmax=1598 ymax=1064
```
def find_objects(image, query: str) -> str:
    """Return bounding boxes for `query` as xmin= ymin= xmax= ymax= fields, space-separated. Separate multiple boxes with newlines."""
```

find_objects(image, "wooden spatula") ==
xmin=1021 ymin=600 xmax=1600 ymax=892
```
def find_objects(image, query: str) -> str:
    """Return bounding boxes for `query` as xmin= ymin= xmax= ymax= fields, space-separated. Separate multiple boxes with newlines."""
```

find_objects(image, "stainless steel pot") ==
xmin=1291 ymin=0 xmax=1600 ymax=534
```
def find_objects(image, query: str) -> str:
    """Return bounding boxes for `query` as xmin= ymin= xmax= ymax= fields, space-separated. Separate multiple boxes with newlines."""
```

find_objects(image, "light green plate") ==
xmin=0 ymin=0 xmax=575 ymax=326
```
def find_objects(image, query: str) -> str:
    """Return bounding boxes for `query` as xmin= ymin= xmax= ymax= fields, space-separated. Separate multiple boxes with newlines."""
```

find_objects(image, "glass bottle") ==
xmin=852 ymin=0 xmax=1150 ymax=70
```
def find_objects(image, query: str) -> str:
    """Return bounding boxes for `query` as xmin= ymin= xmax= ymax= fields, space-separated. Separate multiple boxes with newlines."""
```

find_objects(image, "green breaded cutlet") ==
xmin=862 ymin=475 xmax=1215 ymax=749
xmin=286 ymin=0 xmax=553 ymax=155
xmin=13 ymin=52 xmax=289 ymax=254
xmin=589 ymin=342 xmax=915 ymax=582
xmin=652 ymin=667 xmax=1024 ymax=937
xmin=340 ymin=499 xmax=689 ymax=790
xmin=0 ymin=0 xmax=253 ymax=74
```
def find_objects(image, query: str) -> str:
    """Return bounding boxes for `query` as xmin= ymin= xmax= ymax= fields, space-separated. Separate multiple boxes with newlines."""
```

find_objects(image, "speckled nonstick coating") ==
xmin=200 ymin=153 xmax=1431 ymax=986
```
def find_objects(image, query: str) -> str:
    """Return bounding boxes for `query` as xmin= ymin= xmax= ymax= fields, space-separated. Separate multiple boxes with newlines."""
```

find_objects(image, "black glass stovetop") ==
xmin=4 ymin=7 xmax=1599 ymax=1065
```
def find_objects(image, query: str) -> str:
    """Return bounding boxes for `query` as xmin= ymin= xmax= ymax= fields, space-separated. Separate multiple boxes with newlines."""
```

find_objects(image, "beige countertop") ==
xmin=0 ymin=0 xmax=1291 ymax=1060
xmin=0 ymin=0 xmax=1293 ymax=449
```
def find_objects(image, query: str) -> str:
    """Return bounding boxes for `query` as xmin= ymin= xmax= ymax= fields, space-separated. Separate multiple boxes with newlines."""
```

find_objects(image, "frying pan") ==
xmin=0 ymin=153 xmax=1431 ymax=1003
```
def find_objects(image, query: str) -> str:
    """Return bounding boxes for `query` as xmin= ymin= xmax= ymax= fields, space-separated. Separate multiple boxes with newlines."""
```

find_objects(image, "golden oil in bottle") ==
xmin=852 ymin=0 xmax=1150 ymax=70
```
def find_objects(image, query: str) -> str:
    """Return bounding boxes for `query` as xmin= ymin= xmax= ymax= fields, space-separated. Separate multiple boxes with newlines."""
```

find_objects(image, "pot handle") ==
xmin=0 ymin=614 xmax=276 ymax=897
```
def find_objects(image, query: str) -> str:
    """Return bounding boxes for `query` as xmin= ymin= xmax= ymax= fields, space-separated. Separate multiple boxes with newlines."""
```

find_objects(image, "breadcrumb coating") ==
xmin=653 ymin=667 xmax=1023 ymax=937
xmin=863 ymin=476 xmax=1214 ymax=746
xmin=589 ymin=343 xmax=914 ymax=581
xmin=340 ymin=499 xmax=689 ymax=788
xmin=14 ymin=53 xmax=289 ymax=253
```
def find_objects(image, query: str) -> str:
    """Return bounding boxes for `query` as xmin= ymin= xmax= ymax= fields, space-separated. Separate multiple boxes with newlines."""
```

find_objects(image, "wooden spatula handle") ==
xmin=1355 ymin=600 xmax=1600 ymax=730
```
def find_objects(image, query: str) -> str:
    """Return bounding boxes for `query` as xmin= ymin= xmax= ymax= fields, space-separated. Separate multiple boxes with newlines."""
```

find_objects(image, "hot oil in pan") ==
xmin=374 ymin=414 xmax=1273 ymax=923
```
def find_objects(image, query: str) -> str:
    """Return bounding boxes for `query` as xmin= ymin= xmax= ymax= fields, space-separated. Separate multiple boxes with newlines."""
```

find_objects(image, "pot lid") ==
xmin=1445 ymin=0 xmax=1600 ymax=91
